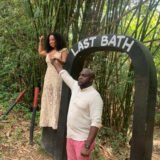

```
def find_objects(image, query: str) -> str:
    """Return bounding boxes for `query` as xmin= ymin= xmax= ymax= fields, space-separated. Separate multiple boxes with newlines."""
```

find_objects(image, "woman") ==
xmin=38 ymin=32 xmax=68 ymax=129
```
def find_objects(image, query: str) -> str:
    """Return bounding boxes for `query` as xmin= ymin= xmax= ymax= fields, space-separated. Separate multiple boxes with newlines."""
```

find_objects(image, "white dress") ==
xmin=39 ymin=54 xmax=62 ymax=129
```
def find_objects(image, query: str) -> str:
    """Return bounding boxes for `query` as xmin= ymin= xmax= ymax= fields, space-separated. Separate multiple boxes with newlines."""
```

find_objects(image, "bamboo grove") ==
xmin=0 ymin=0 xmax=160 ymax=136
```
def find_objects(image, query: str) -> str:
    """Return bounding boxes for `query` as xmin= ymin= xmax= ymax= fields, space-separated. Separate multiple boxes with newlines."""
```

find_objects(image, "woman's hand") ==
xmin=39 ymin=35 xmax=44 ymax=42
xmin=54 ymin=52 xmax=61 ymax=59
xmin=49 ymin=51 xmax=61 ymax=60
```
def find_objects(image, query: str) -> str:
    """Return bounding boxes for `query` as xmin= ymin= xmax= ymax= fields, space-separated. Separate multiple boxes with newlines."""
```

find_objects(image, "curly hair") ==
xmin=45 ymin=32 xmax=66 ymax=52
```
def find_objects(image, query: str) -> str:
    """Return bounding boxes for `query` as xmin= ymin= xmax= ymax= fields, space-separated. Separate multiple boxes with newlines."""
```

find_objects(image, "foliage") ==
xmin=87 ymin=51 xmax=134 ymax=134
xmin=0 ymin=0 xmax=45 ymax=107
xmin=92 ymin=126 xmax=129 ymax=159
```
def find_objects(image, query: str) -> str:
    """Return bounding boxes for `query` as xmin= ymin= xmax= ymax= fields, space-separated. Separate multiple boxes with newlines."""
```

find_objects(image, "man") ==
xmin=52 ymin=59 xmax=103 ymax=160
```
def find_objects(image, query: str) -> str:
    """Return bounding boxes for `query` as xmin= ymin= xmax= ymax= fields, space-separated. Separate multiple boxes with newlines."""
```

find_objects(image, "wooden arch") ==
xmin=42 ymin=35 xmax=157 ymax=160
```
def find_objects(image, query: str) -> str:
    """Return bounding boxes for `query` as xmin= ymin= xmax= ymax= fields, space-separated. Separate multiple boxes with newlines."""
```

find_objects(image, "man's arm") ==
xmin=81 ymin=126 xmax=99 ymax=156
xmin=51 ymin=59 xmax=63 ymax=73
xmin=51 ymin=59 xmax=76 ymax=90
xmin=81 ymin=94 xmax=103 ymax=156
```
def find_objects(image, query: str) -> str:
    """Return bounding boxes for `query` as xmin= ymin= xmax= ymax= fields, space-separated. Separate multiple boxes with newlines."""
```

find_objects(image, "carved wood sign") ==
xmin=71 ymin=35 xmax=135 ymax=56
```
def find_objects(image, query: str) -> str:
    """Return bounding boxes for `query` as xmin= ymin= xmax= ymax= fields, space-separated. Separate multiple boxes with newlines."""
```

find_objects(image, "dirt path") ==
xmin=0 ymin=110 xmax=160 ymax=160
xmin=0 ymin=108 xmax=53 ymax=160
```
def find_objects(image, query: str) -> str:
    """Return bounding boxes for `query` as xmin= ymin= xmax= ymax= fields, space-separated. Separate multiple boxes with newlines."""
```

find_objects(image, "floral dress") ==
xmin=39 ymin=53 xmax=62 ymax=129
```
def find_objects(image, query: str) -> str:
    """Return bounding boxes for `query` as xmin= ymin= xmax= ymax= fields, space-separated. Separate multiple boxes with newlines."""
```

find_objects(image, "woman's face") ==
xmin=49 ymin=35 xmax=56 ymax=48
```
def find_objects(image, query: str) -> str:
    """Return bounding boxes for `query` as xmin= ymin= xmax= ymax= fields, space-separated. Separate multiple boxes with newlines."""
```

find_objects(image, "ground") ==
xmin=152 ymin=127 xmax=160 ymax=160
xmin=0 ymin=108 xmax=160 ymax=160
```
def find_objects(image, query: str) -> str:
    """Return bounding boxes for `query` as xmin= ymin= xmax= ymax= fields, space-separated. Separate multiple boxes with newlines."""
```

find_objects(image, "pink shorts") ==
xmin=66 ymin=138 xmax=95 ymax=160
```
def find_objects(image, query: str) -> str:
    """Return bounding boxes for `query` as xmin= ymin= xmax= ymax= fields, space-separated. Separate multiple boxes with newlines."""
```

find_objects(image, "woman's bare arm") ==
xmin=59 ymin=48 xmax=68 ymax=64
xmin=38 ymin=36 xmax=47 ymax=56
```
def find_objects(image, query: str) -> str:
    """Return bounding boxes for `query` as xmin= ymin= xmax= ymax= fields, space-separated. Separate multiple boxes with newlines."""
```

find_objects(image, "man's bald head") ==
xmin=82 ymin=68 xmax=95 ymax=79
xmin=78 ymin=68 xmax=95 ymax=89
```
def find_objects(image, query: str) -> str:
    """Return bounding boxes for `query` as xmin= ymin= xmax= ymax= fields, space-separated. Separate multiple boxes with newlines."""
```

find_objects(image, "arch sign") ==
xmin=42 ymin=35 xmax=157 ymax=160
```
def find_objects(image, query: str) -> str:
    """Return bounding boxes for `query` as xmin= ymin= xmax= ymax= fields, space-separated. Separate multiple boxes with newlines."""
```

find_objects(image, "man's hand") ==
xmin=81 ymin=145 xmax=90 ymax=157
xmin=51 ymin=58 xmax=63 ymax=73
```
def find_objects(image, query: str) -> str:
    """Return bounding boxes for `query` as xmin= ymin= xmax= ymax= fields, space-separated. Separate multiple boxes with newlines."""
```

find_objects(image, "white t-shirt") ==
xmin=59 ymin=70 xmax=103 ymax=141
